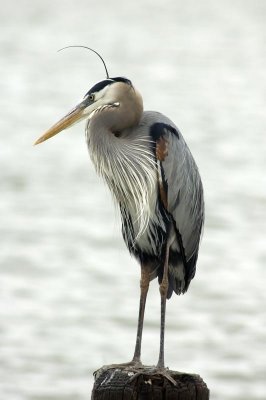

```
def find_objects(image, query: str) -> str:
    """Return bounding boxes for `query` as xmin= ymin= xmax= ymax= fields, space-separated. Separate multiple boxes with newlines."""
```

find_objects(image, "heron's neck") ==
xmin=86 ymin=111 xmax=143 ymax=176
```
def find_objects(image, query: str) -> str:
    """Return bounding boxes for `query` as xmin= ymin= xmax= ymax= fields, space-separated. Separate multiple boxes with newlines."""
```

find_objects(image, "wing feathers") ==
xmin=150 ymin=120 xmax=204 ymax=294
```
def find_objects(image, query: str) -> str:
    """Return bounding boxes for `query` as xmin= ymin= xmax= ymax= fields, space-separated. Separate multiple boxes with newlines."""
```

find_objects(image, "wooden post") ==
xmin=91 ymin=365 xmax=209 ymax=399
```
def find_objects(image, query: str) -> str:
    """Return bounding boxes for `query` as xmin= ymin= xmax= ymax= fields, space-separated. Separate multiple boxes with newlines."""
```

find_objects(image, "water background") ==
xmin=0 ymin=1 xmax=266 ymax=399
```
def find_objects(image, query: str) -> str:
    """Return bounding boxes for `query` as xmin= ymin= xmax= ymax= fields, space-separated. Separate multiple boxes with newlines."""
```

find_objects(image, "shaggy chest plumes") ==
xmin=86 ymin=119 xmax=164 ymax=247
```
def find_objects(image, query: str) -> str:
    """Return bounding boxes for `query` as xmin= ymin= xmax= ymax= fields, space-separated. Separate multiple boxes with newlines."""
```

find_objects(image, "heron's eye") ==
xmin=88 ymin=94 xmax=95 ymax=102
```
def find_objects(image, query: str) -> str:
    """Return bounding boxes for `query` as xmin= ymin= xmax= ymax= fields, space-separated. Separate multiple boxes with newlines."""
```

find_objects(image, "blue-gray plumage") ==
xmin=120 ymin=113 xmax=204 ymax=298
xmin=35 ymin=76 xmax=204 ymax=379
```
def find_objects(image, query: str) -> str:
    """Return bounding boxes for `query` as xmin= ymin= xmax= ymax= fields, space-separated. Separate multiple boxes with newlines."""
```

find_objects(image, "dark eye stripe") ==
xmin=111 ymin=77 xmax=132 ymax=86
xmin=84 ymin=77 xmax=132 ymax=97
xmin=85 ymin=79 xmax=114 ymax=96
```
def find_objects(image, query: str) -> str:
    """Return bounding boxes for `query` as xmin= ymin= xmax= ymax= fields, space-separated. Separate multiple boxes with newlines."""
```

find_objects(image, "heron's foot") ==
xmin=94 ymin=363 xmax=176 ymax=386
xmin=106 ymin=359 xmax=143 ymax=370
xmin=128 ymin=365 xmax=177 ymax=386
xmin=93 ymin=360 xmax=143 ymax=378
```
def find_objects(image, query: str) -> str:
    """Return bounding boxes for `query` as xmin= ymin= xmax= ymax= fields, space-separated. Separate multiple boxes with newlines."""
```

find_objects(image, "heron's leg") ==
xmin=132 ymin=265 xmax=150 ymax=363
xmin=157 ymin=241 xmax=170 ymax=369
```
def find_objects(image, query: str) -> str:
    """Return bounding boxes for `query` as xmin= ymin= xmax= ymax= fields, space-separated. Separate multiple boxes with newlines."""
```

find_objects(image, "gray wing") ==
xmin=149 ymin=113 xmax=204 ymax=291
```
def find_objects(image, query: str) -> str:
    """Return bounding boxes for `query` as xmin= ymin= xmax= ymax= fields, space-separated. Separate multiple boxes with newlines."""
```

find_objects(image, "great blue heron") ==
xmin=35 ymin=48 xmax=204 ymax=381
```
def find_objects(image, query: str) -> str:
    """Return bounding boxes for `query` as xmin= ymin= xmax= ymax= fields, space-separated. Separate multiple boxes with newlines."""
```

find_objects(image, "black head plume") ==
xmin=58 ymin=45 xmax=110 ymax=78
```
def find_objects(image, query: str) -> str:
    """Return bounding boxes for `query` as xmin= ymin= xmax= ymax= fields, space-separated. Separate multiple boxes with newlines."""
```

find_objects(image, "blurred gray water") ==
xmin=0 ymin=0 xmax=266 ymax=399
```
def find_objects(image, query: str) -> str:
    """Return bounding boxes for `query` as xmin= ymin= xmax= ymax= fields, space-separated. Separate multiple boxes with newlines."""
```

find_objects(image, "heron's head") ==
xmin=35 ymin=77 xmax=143 ymax=145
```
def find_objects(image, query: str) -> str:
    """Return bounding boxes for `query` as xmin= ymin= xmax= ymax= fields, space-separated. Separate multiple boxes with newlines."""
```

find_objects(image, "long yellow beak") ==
xmin=34 ymin=104 xmax=86 ymax=145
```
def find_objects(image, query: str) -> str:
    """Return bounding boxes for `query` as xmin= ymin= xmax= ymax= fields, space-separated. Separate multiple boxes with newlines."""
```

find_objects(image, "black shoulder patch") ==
xmin=150 ymin=122 xmax=180 ymax=141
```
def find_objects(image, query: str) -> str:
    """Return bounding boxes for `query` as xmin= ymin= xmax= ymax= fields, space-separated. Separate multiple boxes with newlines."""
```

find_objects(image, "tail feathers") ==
xmin=158 ymin=249 xmax=199 ymax=298
xmin=183 ymin=250 xmax=198 ymax=291
xmin=157 ymin=252 xmax=185 ymax=298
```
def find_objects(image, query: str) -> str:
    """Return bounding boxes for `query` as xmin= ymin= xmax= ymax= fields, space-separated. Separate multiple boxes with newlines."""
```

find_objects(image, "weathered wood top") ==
xmin=92 ymin=365 xmax=209 ymax=399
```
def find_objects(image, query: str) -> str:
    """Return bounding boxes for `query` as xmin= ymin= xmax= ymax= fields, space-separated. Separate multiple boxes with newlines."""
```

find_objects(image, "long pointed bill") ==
xmin=34 ymin=101 xmax=88 ymax=145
